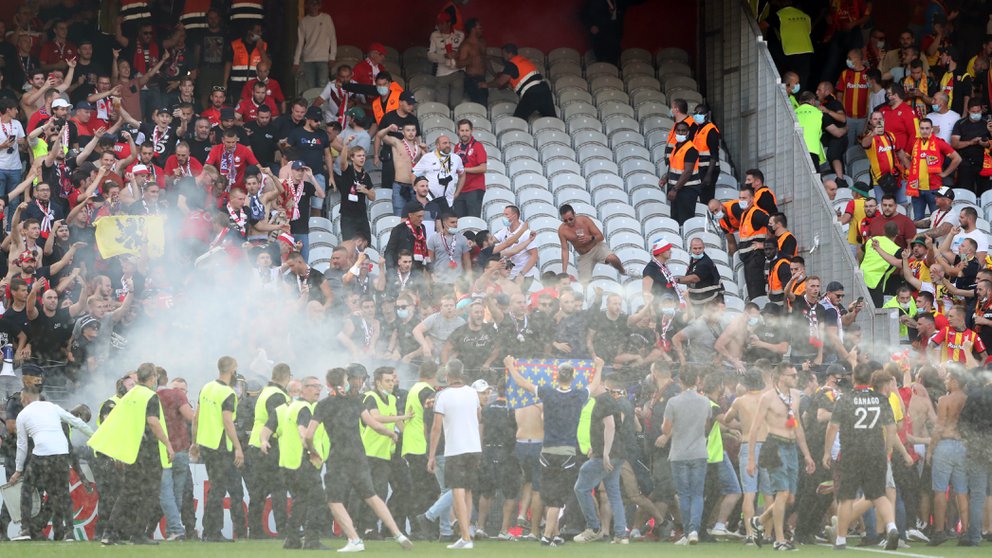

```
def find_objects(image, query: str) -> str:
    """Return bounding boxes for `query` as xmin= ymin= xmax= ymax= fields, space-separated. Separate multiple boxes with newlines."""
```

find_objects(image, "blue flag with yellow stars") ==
xmin=505 ymin=359 xmax=594 ymax=409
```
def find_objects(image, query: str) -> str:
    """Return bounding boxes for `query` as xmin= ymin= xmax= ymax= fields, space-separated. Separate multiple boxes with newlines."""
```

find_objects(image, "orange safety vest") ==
xmin=667 ymin=142 xmax=700 ymax=186
xmin=371 ymin=82 xmax=404 ymax=125
xmin=777 ymin=230 xmax=797 ymax=257
xmin=230 ymin=38 xmax=267 ymax=83
xmin=788 ymin=277 xmax=807 ymax=309
xmin=507 ymin=55 xmax=541 ymax=96
xmin=719 ymin=200 xmax=741 ymax=233
xmin=906 ymin=136 xmax=944 ymax=197
xmin=693 ymin=122 xmax=719 ymax=166
xmin=754 ymin=185 xmax=778 ymax=213
xmin=739 ymin=206 xmax=768 ymax=241
xmin=666 ymin=116 xmax=696 ymax=148
xmin=768 ymin=257 xmax=790 ymax=297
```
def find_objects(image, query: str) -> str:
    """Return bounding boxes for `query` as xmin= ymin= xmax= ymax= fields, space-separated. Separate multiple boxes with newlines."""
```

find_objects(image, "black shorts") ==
xmin=477 ymin=447 xmax=521 ymax=497
xmin=446 ymin=452 xmax=481 ymax=489
xmin=324 ymin=457 xmax=376 ymax=503
xmin=539 ymin=452 xmax=579 ymax=508
xmin=837 ymin=452 xmax=887 ymax=501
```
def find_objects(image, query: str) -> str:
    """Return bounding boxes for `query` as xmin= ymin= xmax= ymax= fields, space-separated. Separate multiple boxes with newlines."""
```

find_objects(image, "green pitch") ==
xmin=0 ymin=539 xmax=983 ymax=557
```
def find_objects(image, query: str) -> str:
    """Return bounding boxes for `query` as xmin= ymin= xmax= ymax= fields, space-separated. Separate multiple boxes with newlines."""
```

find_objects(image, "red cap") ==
xmin=18 ymin=250 xmax=37 ymax=263
xmin=368 ymin=42 xmax=386 ymax=55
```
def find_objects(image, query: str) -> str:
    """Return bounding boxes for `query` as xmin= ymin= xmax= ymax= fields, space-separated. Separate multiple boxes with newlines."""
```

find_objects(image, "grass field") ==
xmin=0 ymin=539 xmax=986 ymax=557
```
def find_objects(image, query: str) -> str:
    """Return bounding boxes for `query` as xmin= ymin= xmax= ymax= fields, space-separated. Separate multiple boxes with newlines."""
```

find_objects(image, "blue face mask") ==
xmin=396 ymin=309 xmax=410 ymax=320
xmin=791 ymin=84 xmax=800 ymax=95
xmin=502 ymin=217 xmax=511 ymax=227
xmin=970 ymin=112 xmax=983 ymax=121
xmin=690 ymin=252 xmax=704 ymax=260
xmin=692 ymin=114 xmax=705 ymax=125
xmin=376 ymin=85 xmax=389 ymax=96
xmin=748 ymin=317 xmax=761 ymax=327
xmin=932 ymin=103 xmax=940 ymax=112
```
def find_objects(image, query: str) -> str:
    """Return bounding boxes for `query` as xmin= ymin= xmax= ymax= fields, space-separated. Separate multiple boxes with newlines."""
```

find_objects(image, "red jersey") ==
xmin=39 ymin=40 xmax=77 ymax=66
xmin=879 ymin=102 xmax=918 ymax=153
xmin=27 ymin=108 xmax=51 ymax=133
xmin=163 ymin=154 xmax=204 ymax=179
xmin=200 ymin=106 xmax=228 ymax=127
xmin=205 ymin=144 xmax=259 ymax=187
xmin=240 ymin=77 xmax=285 ymax=106
xmin=353 ymin=58 xmax=382 ymax=86
xmin=235 ymin=97 xmax=279 ymax=123
xmin=930 ymin=326 xmax=986 ymax=364
xmin=453 ymin=137 xmax=487 ymax=194
xmin=836 ymin=68 xmax=870 ymax=119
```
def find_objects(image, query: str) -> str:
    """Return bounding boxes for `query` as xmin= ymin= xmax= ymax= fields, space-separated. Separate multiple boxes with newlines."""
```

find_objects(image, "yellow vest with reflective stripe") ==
xmin=577 ymin=398 xmax=597 ymax=455
xmin=88 ymin=384 xmax=171 ymax=468
xmin=277 ymin=400 xmax=309 ymax=470
xmin=776 ymin=7 xmax=814 ymax=56
xmin=249 ymin=385 xmax=287 ymax=448
xmin=795 ymin=103 xmax=826 ymax=160
xmin=361 ymin=391 xmax=397 ymax=460
xmin=97 ymin=395 xmax=121 ymax=427
xmin=401 ymin=382 xmax=431 ymax=456
xmin=197 ymin=380 xmax=237 ymax=451
xmin=707 ymin=400 xmax=723 ymax=464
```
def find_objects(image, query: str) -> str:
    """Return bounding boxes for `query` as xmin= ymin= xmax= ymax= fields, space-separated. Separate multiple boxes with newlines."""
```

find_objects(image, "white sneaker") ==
xmin=447 ymin=538 xmax=474 ymax=549
xmin=906 ymin=529 xmax=929 ymax=543
xmin=688 ymin=531 xmax=699 ymax=545
xmin=337 ymin=539 xmax=366 ymax=553
xmin=709 ymin=526 xmax=742 ymax=539
xmin=396 ymin=534 xmax=413 ymax=550
xmin=674 ymin=536 xmax=689 ymax=546
xmin=573 ymin=528 xmax=604 ymax=543
xmin=629 ymin=529 xmax=642 ymax=539
xmin=496 ymin=532 xmax=517 ymax=541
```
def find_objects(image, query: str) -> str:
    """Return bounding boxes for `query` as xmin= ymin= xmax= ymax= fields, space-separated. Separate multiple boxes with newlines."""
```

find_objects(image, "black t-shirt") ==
xmin=377 ymin=111 xmax=421 ymax=163
xmin=244 ymin=121 xmax=277 ymax=166
xmin=954 ymin=255 xmax=979 ymax=292
xmin=286 ymin=267 xmax=327 ymax=303
xmin=273 ymin=114 xmax=305 ymax=143
xmin=29 ymin=307 xmax=73 ymax=362
xmin=498 ymin=314 xmax=544 ymax=358
xmin=590 ymin=312 xmax=629 ymax=363
xmin=643 ymin=260 xmax=678 ymax=299
xmin=590 ymin=392 xmax=624 ymax=459
xmin=951 ymin=117 xmax=990 ymax=162
xmin=790 ymin=297 xmax=827 ymax=359
xmin=614 ymin=396 xmax=638 ymax=459
xmin=743 ymin=321 xmax=787 ymax=363
xmin=803 ymin=386 xmax=838 ymax=455
xmin=138 ymin=123 xmax=178 ymax=167
xmin=447 ymin=323 xmax=498 ymax=371
xmin=313 ymin=394 xmax=367 ymax=461
xmin=289 ymin=181 xmax=316 ymax=235
xmin=831 ymin=387 xmax=894 ymax=460
xmin=287 ymin=127 xmax=329 ymax=174
xmin=335 ymin=167 xmax=373 ymax=221
xmin=185 ymin=137 xmax=213 ymax=164
xmin=821 ymin=95 xmax=846 ymax=131
xmin=481 ymin=398 xmax=516 ymax=449
xmin=393 ymin=317 xmax=420 ymax=357
xmin=139 ymin=394 xmax=161 ymax=457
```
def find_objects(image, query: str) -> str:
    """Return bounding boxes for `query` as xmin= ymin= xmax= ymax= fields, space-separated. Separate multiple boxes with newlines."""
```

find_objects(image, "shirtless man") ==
xmin=376 ymin=123 xmax=425 ymax=214
xmin=243 ymin=170 xmax=284 ymax=242
xmin=746 ymin=363 xmax=815 ymax=551
xmin=724 ymin=370 xmax=770 ymax=545
xmin=514 ymin=402 xmax=544 ymax=538
xmin=456 ymin=19 xmax=488 ymax=106
xmin=557 ymin=204 xmax=624 ymax=284
xmin=927 ymin=367 xmax=969 ymax=545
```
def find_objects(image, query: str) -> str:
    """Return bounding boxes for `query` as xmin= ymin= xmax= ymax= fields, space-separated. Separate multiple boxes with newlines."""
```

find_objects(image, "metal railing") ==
xmin=700 ymin=0 xmax=898 ymax=350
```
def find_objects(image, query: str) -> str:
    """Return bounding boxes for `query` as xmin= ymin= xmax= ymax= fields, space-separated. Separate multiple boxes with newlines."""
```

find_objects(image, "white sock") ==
xmin=836 ymin=536 xmax=847 ymax=546
xmin=886 ymin=523 xmax=897 ymax=533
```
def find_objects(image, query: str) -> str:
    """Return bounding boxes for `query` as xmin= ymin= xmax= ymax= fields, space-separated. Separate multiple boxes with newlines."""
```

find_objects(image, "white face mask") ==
xmin=738 ymin=200 xmax=749 ymax=209
xmin=714 ymin=210 xmax=724 ymax=220
xmin=876 ymin=40 xmax=885 ymax=49
xmin=446 ymin=226 xmax=457 ymax=234
xmin=970 ymin=112 xmax=983 ymax=121
xmin=674 ymin=134 xmax=687 ymax=143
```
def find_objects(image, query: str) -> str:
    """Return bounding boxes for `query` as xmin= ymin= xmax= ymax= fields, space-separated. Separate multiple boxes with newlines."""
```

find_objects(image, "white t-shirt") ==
xmin=433 ymin=385 xmax=481 ymax=457
xmin=493 ymin=222 xmax=539 ymax=279
xmin=951 ymin=228 xmax=988 ymax=255
xmin=412 ymin=150 xmax=464 ymax=208
xmin=0 ymin=119 xmax=25 ymax=171
xmin=925 ymin=110 xmax=960 ymax=144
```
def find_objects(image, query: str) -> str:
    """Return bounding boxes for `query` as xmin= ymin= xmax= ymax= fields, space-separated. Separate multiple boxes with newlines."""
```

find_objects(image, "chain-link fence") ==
xmin=700 ymin=0 xmax=898 ymax=350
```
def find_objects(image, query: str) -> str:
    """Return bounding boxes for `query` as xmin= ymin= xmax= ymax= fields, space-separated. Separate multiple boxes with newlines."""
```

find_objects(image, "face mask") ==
xmin=714 ymin=210 xmax=724 ymax=220
xmin=970 ymin=112 xmax=983 ymax=121
xmin=396 ymin=309 xmax=410 ymax=320
xmin=690 ymin=252 xmax=703 ymax=260
xmin=738 ymin=200 xmax=749 ymax=209
xmin=846 ymin=59 xmax=855 ymax=69
xmin=876 ymin=40 xmax=885 ymax=50
xmin=932 ymin=103 xmax=940 ymax=112
xmin=446 ymin=226 xmax=457 ymax=234
xmin=674 ymin=134 xmax=687 ymax=143
xmin=501 ymin=217 xmax=511 ymax=227
xmin=747 ymin=317 xmax=760 ymax=327
xmin=899 ymin=302 xmax=910 ymax=310
xmin=692 ymin=114 xmax=705 ymax=125
xmin=791 ymin=84 xmax=800 ymax=94
xmin=376 ymin=85 xmax=389 ymax=96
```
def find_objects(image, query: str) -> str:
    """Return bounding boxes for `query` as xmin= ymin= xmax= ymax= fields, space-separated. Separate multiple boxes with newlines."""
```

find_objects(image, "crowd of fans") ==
xmin=0 ymin=0 xmax=988 ymax=553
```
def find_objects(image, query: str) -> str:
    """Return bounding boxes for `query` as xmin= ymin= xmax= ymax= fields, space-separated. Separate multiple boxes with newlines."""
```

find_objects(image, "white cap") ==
xmin=51 ymin=98 xmax=72 ymax=109
xmin=471 ymin=379 xmax=492 ymax=393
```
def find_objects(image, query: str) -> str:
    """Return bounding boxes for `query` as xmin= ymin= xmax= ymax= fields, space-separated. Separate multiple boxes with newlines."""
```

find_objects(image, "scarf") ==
xmin=907 ymin=137 xmax=942 ymax=196
xmin=220 ymin=148 xmax=237 ymax=185
xmin=134 ymin=41 xmax=160 ymax=75
xmin=402 ymin=139 xmax=420 ymax=162
xmin=283 ymin=177 xmax=305 ymax=220
xmin=227 ymin=203 xmax=246 ymax=237
xmin=655 ymin=258 xmax=686 ymax=306
xmin=35 ymin=199 xmax=54 ymax=234
xmin=330 ymin=82 xmax=350 ymax=125
xmin=55 ymin=159 xmax=72 ymax=199
xmin=819 ymin=297 xmax=844 ymax=341
xmin=774 ymin=386 xmax=797 ymax=429
xmin=248 ymin=193 xmax=265 ymax=221
xmin=803 ymin=296 xmax=823 ymax=348
xmin=407 ymin=220 xmax=427 ymax=261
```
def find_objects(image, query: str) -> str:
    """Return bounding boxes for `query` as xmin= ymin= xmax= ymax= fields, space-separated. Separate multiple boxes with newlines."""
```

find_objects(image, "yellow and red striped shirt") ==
xmin=836 ymin=68 xmax=870 ymax=119
xmin=930 ymin=326 xmax=986 ymax=364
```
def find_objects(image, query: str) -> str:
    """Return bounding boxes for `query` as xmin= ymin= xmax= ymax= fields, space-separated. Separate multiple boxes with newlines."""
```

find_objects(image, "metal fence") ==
xmin=700 ymin=0 xmax=898 ymax=350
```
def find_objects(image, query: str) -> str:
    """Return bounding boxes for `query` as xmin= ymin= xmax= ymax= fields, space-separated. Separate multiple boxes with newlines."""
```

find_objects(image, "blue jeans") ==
xmin=574 ymin=457 xmax=626 ymax=534
xmin=932 ymin=439 xmax=967 ymax=493
xmin=0 ymin=168 xmax=21 ymax=197
xmin=301 ymin=61 xmax=329 ymax=92
xmin=965 ymin=455 xmax=990 ymax=544
xmin=392 ymin=182 xmax=412 ymax=216
xmin=911 ymin=190 xmax=937 ymax=220
xmin=160 ymin=451 xmax=189 ymax=535
xmin=873 ymin=183 xmax=908 ymax=205
xmin=671 ymin=458 xmax=707 ymax=534
xmin=297 ymin=233 xmax=310 ymax=261
xmin=426 ymin=455 xmax=452 ymax=536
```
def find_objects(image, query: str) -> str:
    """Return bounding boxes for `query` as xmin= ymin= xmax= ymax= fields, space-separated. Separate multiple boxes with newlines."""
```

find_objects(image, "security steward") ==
xmin=770 ymin=213 xmax=798 ymax=257
xmin=693 ymin=103 xmax=722 ymax=204
xmin=226 ymin=23 xmax=267 ymax=95
xmin=246 ymin=363 xmax=292 ymax=539
xmin=401 ymin=362 xmax=440 ymax=534
xmin=259 ymin=376 xmax=329 ymax=550
xmin=730 ymin=186 xmax=771 ymax=299
xmin=763 ymin=243 xmax=793 ymax=305
xmin=481 ymin=44 xmax=557 ymax=119
xmin=744 ymin=168 xmax=779 ymax=215
xmin=192 ymin=355 xmax=246 ymax=543
xmin=784 ymin=256 xmax=809 ymax=310
xmin=360 ymin=367 xmax=408 ymax=539
xmin=343 ymin=73 xmax=416 ymax=190
xmin=87 ymin=363 xmax=173 ymax=546
xmin=708 ymin=198 xmax=741 ymax=254
xmin=91 ymin=373 xmax=135 ymax=542
xmin=663 ymin=120 xmax=701 ymax=226
xmin=343 ymin=71 xmax=404 ymax=127
xmin=676 ymin=237 xmax=724 ymax=306
xmin=666 ymin=99 xmax=698 ymax=160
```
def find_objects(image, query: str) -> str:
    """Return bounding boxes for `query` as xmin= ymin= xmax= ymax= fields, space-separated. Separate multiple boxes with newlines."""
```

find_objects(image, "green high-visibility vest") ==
xmin=401 ymin=382 xmax=431 ymax=457
xmin=775 ymin=6 xmax=814 ymax=56
xmin=795 ymin=103 xmax=826 ymax=161
xmin=861 ymin=235 xmax=900 ymax=289
xmin=88 ymin=384 xmax=171 ymax=468
xmin=197 ymin=380 xmax=237 ymax=451
xmin=249 ymin=385 xmax=287 ymax=449
xmin=707 ymin=400 xmax=724 ymax=464
xmin=577 ymin=398 xmax=597 ymax=455
xmin=97 ymin=395 xmax=121 ymax=427
xmin=361 ymin=390 xmax=397 ymax=460
xmin=276 ymin=400 xmax=329 ymax=470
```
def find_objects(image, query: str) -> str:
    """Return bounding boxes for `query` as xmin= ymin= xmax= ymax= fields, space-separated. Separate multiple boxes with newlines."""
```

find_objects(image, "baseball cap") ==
xmin=219 ymin=107 xmax=236 ymax=120
xmin=368 ymin=42 xmax=386 ymax=55
xmin=911 ymin=236 xmax=928 ymax=247
xmin=52 ymin=98 xmax=72 ymax=109
xmin=651 ymin=238 xmax=673 ymax=256
xmin=17 ymin=250 xmax=36 ymax=263
xmin=403 ymin=200 xmax=424 ymax=216
xmin=824 ymin=281 xmax=845 ymax=293
xmin=131 ymin=164 xmax=150 ymax=176
xmin=75 ymin=101 xmax=95 ymax=111
xmin=471 ymin=379 xmax=492 ymax=393
xmin=399 ymin=91 xmax=417 ymax=104
xmin=345 ymin=107 xmax=366 ymax=120
xmin=935 ymin=186 xmax=955 ymax=199
xmin=291 ymin=160 xmax=305 ymax=171
xmin=851 ymin=181 xmax=871 ymax=197
xmin=305 ymin=106 xmax=322 ymax=121
xmin=154 ymin=107 xmax=172 ymax=115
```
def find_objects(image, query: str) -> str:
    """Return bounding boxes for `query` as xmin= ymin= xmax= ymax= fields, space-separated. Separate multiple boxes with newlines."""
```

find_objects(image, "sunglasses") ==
xmin=211 ymin=86 xmax=226 ymax=92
